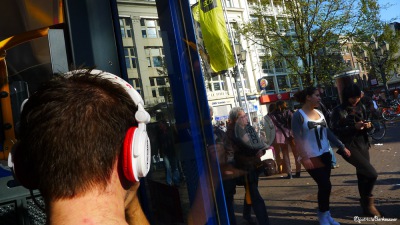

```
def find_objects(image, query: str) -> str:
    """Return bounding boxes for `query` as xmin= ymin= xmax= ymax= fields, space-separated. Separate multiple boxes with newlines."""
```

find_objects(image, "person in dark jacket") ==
xmin=225 ymin=107 xmax=270 ymax=225
xmin=330 ymin=84 xmax=382 ymax=217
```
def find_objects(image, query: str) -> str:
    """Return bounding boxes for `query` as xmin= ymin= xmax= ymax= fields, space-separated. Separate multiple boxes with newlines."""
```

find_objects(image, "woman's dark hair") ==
xmin=268 ymin=103 xmax=276 ymax=114
xmin=341 ymin=84 xmax=361 ymax=105
xmin=293 ymin=86 xmax=318 ymax=104
xmin=276 ymin=100 xmax=287 ymax=112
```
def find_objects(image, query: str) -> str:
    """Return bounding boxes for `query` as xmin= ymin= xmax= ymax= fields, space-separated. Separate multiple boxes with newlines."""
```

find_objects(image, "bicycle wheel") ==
xmin=382 ymin=110 xmax=395 ymax=121
xmin=368 ymin=120 xmax=386 ymax=141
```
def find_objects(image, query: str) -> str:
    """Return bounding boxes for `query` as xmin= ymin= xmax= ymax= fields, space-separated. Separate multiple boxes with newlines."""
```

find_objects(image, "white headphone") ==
xmin=9 ymin=69 xmax=151 ymax=189
xmin=89 ymin=70 xmax=151 ymax=182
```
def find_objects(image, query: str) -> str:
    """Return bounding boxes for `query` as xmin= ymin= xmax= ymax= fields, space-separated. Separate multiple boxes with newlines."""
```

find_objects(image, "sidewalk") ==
xmin=234 ymin=122 xmax=400 ymax=225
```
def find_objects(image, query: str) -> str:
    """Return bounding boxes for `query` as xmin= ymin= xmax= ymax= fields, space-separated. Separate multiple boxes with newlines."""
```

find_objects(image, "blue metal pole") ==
xmin=155 ymin=0 xmax=229 ymax=224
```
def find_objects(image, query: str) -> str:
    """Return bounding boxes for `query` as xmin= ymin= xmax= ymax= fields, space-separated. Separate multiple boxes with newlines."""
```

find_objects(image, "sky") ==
xmin=378 ymin=0 xmax=399 ymax=22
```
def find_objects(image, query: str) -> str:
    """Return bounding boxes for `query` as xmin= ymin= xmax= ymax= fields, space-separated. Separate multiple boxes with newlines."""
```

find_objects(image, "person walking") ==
xmin=291 ymin=86 xmax=351 ymax=225
xmin=270 ymin=100 xmax=301 ymax=178
xmin=226 ymin=107 xmax=270 ymax=225
xmin=330 ymin=84 xmax=383 ymax=217
xmin=158 ymin=119 xmax=181 ymax=186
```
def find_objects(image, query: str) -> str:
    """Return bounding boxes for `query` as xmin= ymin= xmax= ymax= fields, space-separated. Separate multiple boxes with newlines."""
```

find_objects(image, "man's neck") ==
xmin=47 ymin=170 xmax=128 ymax=225
xmin=48 ymin=189 xmax=127 ymax=225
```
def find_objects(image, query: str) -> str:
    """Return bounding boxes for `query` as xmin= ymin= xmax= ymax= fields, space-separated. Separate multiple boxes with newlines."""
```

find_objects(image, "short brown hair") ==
xmin=18 ymin=70 xmax=137 ymax=200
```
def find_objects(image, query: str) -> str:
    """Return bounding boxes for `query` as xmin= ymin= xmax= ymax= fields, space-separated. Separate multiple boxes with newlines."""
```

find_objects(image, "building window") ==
xmin=156 ymin=77 xmax=166 ymax=85
xmin=210 ymin=76 xmax=226 ymax=91
xmin=159 ymin=87 xmax=165 ymax=97
xmin=153 ymin=56 xmax=163 ymax=67
xmin=225 ymin=0 xmax=233 ymax=7
xmin=131 ymin=78 xmax=140 ymax=88
xmin=124 ymin=47 xmax=137 ymax=69
xmin=140 ymin=18 xmax=159 ymax=38
xmin=145 ymin=47 xmax=165 ymax=68
xmin=276 ymin=75 xmax=289 ymax=91
xmin=228 ymin=22 xmax=239 ymax=44
xmin=274 ymin=58 xmax=286 ymax=73
xmin=262 ymin=59 xmax=273 ymax=73
xmin=289 ymin=74 xmax=300 ymax=89
xmin=277 ymin=19 xmax=286 ymax=33
xmin=152 ymin=89 xmax=157 ymax=97
xmin=213 ymin=83 xmax=221 ymax=91
xmin=119 ymin=17 xmax=133 ymax=38
xmin=150 ymin=78 xmax=155 ymax=86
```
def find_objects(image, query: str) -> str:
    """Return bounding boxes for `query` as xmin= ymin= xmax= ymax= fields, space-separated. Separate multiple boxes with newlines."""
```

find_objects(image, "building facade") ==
xmin=117 ymin=0 xmax=300 ymax=122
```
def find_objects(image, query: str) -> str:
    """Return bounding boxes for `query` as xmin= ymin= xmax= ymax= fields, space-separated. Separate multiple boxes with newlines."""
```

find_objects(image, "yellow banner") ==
xmin=198 ymin=0 xmax=235 ymax=73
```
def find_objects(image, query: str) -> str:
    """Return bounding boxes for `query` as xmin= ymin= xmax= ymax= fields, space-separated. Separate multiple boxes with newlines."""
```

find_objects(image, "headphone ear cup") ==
xmin=11 ymin=143 xmax=39 ymax=189
xmin=121 ymin=125 xmax=151 ymax=183
xmin=132 ymin=125 xmax=151 ymax=178
xmin=122 ymin=127 xmax=137 ymax=182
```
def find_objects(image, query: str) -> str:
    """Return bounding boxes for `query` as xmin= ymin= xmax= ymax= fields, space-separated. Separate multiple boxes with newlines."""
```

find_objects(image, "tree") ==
xmin=351 ymin=24 xmax=400 ymax=90
xmin=240 ymin=0 xmax=382 ymax=86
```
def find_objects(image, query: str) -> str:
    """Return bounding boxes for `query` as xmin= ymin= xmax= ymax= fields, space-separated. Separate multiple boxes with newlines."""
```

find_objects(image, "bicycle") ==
xmin=381 ymin=99 xmax=400 ymax=121
xmin=367 ymin=119 xmax=386 ymax=141
xmin=365 ymin=108 xmax=386 ymax=141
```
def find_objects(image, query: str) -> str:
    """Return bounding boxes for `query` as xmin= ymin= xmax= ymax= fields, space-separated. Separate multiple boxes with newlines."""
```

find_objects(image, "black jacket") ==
xmin=330 ymin=102 xmax=372 ymax=146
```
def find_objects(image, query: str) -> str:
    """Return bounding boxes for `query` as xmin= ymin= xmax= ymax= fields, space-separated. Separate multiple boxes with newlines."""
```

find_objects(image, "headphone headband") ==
xmin=66 ymin=69 xmax=150 ymax=124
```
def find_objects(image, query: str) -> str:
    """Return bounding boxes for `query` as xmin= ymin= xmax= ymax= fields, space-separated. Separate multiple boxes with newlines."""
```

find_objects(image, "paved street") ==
xmin=234 ymin=120 xmax=400 ymax=225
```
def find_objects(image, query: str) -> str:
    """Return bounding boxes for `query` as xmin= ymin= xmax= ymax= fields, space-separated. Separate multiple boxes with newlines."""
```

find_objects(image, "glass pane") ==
xmin=151 ymin=48 xmax=160 ymax=56
xmin=131 ymin=58 xmax=137 ymax=68
xmin=159 ymin=87 xmax=165 ymax=96
xmin=156 ymin=77 xmax=166 ymax=85
xmin=147 ymin=28 xmax=157 ymax=38
xmin=213 ymin=83 xmax=221 ymax=91
xmin=276 ymin=75 xmax=289 ymax=91
xmin=153 ymin=56 xmax=163 ymax=67
xmin=146 ymin=20 xmax=156 ymax=27
xmin=264 ymin=76 xmax=275 ymax=92
xmin=147 ymin=57 xmax=151 ymax=67
xmin=125 ymin=57 xmax=131 ymax=68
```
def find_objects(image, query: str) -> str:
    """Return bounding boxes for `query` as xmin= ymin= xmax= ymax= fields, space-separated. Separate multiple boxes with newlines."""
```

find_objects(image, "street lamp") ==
xmin=369 ymin=37 xmax=390 ymax=99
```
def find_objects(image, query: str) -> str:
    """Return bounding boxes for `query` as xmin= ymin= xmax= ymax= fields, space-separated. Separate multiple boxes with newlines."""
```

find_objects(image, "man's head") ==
xmin=14 ymin=70 xmax=149 ymax=201
xmin=229 ymin=107 xmax=247 ymax=127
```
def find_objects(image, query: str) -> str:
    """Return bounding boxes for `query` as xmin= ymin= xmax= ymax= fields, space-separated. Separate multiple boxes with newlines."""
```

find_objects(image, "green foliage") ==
xmin=239 ymin=0 xmax=383 ymax=87
xmin=351 ymin=24 xmax=400 ymax=84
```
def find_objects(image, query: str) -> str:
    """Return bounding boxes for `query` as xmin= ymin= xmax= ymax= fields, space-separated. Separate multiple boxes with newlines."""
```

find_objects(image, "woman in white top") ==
xmin=291 ymin=86 xmax=351 ymax=225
